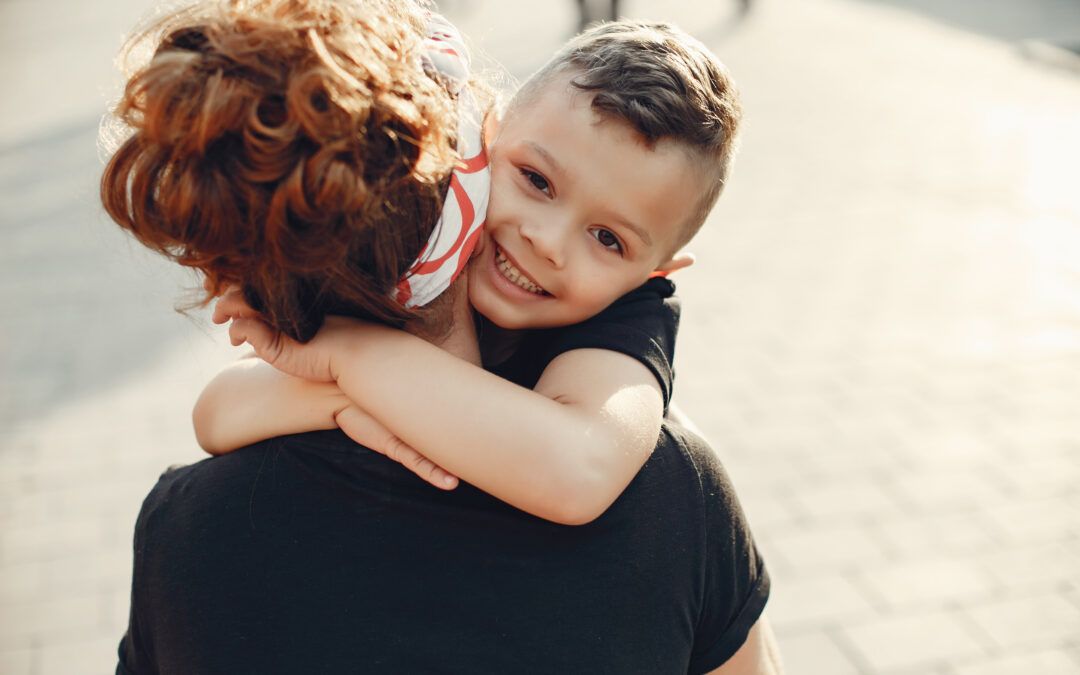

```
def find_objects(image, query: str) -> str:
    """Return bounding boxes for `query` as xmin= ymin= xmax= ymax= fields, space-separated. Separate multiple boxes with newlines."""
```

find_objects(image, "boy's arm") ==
xmin=230 ymin=315 xmax=663 ymax=525
xmin=327 ymin=327 xmax=663 ymax=526
xmin=194 ymin=357 xmax=461 ymax=489
xmin=527 ymin=347 xmax=664 ymax=520
xmin=193 ymin=356 xmax=347 ymax=454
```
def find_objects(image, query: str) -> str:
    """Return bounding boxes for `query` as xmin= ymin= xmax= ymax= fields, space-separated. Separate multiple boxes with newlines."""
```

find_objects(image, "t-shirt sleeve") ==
xmin=537 ymin=277 xmax=681 ymax=409
xmin=116 ymin=497 xmax=154 ymax=673
xmin=116 ymin=466 xmax=185 ymax=674
xmin=678 ymin=426 xmax=771 ymax=673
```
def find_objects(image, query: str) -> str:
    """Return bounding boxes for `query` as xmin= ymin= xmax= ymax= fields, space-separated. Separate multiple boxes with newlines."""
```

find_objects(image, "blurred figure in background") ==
xmin=577 ymin=0 xmax=622 ymax=30
xmin=575 ymin=0 xmax=750 ymax=32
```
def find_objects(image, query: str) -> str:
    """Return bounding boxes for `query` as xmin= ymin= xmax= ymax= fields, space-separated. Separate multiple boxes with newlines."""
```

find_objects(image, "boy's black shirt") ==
xmin=490 ymin=276 xmax=680 ymax=411
xmin=117 ymin=279 xmax=769 ymax=674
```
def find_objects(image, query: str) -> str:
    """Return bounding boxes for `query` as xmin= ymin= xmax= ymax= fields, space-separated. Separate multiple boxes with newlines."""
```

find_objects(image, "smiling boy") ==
xmin=200 ymin=20 xmax=747 ymax=525
xmin=470 ymin=23 xmax=738 ymax=329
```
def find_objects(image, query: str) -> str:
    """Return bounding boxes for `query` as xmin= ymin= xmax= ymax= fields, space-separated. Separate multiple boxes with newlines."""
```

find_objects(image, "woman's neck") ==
xmin=424 ymin=280 xmax=482 ymax=366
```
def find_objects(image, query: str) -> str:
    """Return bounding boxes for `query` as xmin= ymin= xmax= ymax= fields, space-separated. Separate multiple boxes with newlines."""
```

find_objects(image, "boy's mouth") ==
xmin=495 ymin=245 xmax=549 ymax=296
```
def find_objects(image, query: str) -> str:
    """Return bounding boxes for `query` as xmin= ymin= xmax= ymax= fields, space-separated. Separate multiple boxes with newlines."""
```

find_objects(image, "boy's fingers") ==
xmin=227 ymin=318 xmax=244 ymax=347
xmin=212 ymin=288 xmax=257 ymax=324
xmin=419 ymin=461 xmax=459 ymax=490
xmin=383 ymin=437 xmax=459 ymax=490
xmin=229 ymin=318 xmax=280 ymax=362
xmin=338 ymin=406 xmax=386 ymax=450
xmin=228 ymin=318 xmax=256 ymax=350
xmin=337 ymin=407 xmax=458 ymax=490
xmin=212 ymin=299 xmax=236 ymax=324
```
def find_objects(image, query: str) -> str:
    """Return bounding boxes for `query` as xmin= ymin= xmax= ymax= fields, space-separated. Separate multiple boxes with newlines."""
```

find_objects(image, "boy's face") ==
xmin=468 ymin=72 xmax=702 ymax=330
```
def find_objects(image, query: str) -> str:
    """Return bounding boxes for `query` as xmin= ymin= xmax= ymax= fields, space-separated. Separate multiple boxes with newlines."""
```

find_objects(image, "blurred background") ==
xmin=2 ymin=0 xmax=1079 ymax=672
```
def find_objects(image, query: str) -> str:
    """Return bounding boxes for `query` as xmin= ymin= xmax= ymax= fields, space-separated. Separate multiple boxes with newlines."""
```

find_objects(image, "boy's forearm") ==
xmin=332 ymin=326 xmax=661 ymax=524
xmin=194 ymin=357 xmax=348 ymax=454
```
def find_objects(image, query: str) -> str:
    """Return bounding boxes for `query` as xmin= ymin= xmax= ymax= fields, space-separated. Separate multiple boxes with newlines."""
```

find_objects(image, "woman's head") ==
xmin=102 ymin=0 xmax=459 ymax=341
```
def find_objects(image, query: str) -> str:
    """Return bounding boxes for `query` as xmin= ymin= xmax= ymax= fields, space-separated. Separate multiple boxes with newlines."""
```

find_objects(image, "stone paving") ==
xmin=2 ymin=0 xmax=1080 ymax=672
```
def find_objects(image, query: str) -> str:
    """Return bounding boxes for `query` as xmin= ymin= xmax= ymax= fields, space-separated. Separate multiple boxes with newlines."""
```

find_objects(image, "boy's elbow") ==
xmin=550 ymin=502 xmax=606 ymax=526
xmin=543 ymin=437 xmax=626 ymax=526
xmin=545 ymin=474 xmax=618 ymax=526
xmin=192 ymin=394 xmax=225 ymax=455
xmin=196 ymin=434 xmax=228 ymax=456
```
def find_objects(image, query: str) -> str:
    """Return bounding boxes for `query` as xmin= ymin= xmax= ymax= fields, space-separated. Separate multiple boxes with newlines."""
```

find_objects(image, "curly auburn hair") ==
xmin=101 ymin=0 xmax=462 ymax=341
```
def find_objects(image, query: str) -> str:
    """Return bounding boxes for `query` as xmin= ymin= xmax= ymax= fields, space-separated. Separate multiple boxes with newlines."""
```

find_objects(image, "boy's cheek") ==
xmin=470 ymin=231 xmax=490 ymax=259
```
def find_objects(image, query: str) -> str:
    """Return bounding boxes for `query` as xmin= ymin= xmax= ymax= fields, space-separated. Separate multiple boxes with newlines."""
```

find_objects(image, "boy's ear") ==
xmin=653 ymin=252 xmax=695 ymax=277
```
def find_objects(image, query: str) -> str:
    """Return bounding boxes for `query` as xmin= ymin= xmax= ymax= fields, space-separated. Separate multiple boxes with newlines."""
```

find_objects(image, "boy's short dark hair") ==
xmin=509 ymin=21 xmax=742 ymax=248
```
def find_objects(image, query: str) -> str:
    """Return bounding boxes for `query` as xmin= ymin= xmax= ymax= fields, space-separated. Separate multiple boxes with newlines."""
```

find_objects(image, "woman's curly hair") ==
xmin=101 ymin=0 xmax=461 ymax=341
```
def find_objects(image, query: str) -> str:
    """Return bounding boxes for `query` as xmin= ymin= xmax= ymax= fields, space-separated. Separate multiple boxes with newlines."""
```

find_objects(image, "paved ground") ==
xmin=2 ymin=0 xmax=1080 ymax=672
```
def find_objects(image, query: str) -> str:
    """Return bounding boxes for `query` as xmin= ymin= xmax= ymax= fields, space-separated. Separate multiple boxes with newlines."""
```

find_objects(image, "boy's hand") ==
xmin=211 ymin=290 xmax=458 ymax=490
xmin=336 ymin=406 xmax=459 ymax=490
xmin=213 ymin=287 xmax=342 ymax=382
xmin=210 ymin=285 xmax=259 ymax=324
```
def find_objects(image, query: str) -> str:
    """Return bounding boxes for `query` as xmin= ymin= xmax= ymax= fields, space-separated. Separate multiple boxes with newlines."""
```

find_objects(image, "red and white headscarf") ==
xmin=394 ymin=13 xmax=490 ymax=308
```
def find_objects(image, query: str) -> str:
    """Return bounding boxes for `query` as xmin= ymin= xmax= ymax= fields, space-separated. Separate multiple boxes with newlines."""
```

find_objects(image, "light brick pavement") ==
xmin=2 ymin=0 xmax=1080 ymax=672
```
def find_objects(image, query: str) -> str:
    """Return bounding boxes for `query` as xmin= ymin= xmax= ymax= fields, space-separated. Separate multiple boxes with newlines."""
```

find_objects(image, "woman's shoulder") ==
xmin=655 ymin=421 xmax=742 ymax=515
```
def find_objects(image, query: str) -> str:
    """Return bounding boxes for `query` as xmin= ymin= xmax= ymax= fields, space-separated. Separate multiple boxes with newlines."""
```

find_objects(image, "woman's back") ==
xmin=121 ymin=425 xmax=768 ymax=674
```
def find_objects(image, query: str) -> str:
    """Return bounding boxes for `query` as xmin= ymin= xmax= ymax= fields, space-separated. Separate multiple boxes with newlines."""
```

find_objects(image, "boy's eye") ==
xmin=590 ymin=227 xmax=624 ymax=255
xmin=519 ymin=168 xmax=551 ymax=196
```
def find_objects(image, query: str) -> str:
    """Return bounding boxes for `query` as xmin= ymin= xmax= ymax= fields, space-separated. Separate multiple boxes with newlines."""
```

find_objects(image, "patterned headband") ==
xmin=394 ymin=13 xmax=491 ymax=308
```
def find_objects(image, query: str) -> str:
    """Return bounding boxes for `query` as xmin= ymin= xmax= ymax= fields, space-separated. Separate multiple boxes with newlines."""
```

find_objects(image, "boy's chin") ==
xmin=469 ymin=294 xmax=543 ymax=332
xmin=472 ymin=302 xmax=530 ymax=331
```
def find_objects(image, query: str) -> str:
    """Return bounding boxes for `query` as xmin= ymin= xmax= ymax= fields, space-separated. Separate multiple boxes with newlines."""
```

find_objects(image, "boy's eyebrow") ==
xmin=525 ymin=141 xmax=564 ymax=176
xmin=613 ymin=217 xmax=653 ymax=247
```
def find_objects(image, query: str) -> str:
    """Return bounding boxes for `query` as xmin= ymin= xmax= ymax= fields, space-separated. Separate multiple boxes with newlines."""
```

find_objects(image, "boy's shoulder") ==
xmin=495 ymin=277 xmax=682 ymax=407
xmin=591 ymin=276 xmax=679 ymax=323
xmin=629 ymin=275 xmax=677 ymax=299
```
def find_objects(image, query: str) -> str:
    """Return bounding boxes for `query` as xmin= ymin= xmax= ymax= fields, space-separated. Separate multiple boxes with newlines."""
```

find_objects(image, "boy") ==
xmin=201 ymin=19 xmax=742 ymax=525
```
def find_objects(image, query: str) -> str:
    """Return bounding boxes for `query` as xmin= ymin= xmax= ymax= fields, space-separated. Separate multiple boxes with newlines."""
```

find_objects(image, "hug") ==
xmin=102 ymin=0 xmax=779 ymax=671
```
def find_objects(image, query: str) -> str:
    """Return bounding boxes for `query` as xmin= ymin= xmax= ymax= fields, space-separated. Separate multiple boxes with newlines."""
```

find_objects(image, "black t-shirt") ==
xmin=118 ymin=278 xmax=769 ymax=673
xmin=118 ymin=427 xmax=768 ymax=674
xmin=491 ymin=276 xmax=680 ymax=412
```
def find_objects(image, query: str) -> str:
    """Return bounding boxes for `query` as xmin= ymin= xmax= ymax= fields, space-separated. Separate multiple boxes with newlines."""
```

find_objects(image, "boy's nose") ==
xmin=520 ymin=220 xmax=565 ymax=269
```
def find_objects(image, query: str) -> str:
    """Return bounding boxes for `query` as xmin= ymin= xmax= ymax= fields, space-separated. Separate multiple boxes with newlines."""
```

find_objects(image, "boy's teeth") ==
xmin=495 ymin=247 xmax=546 ymax=295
